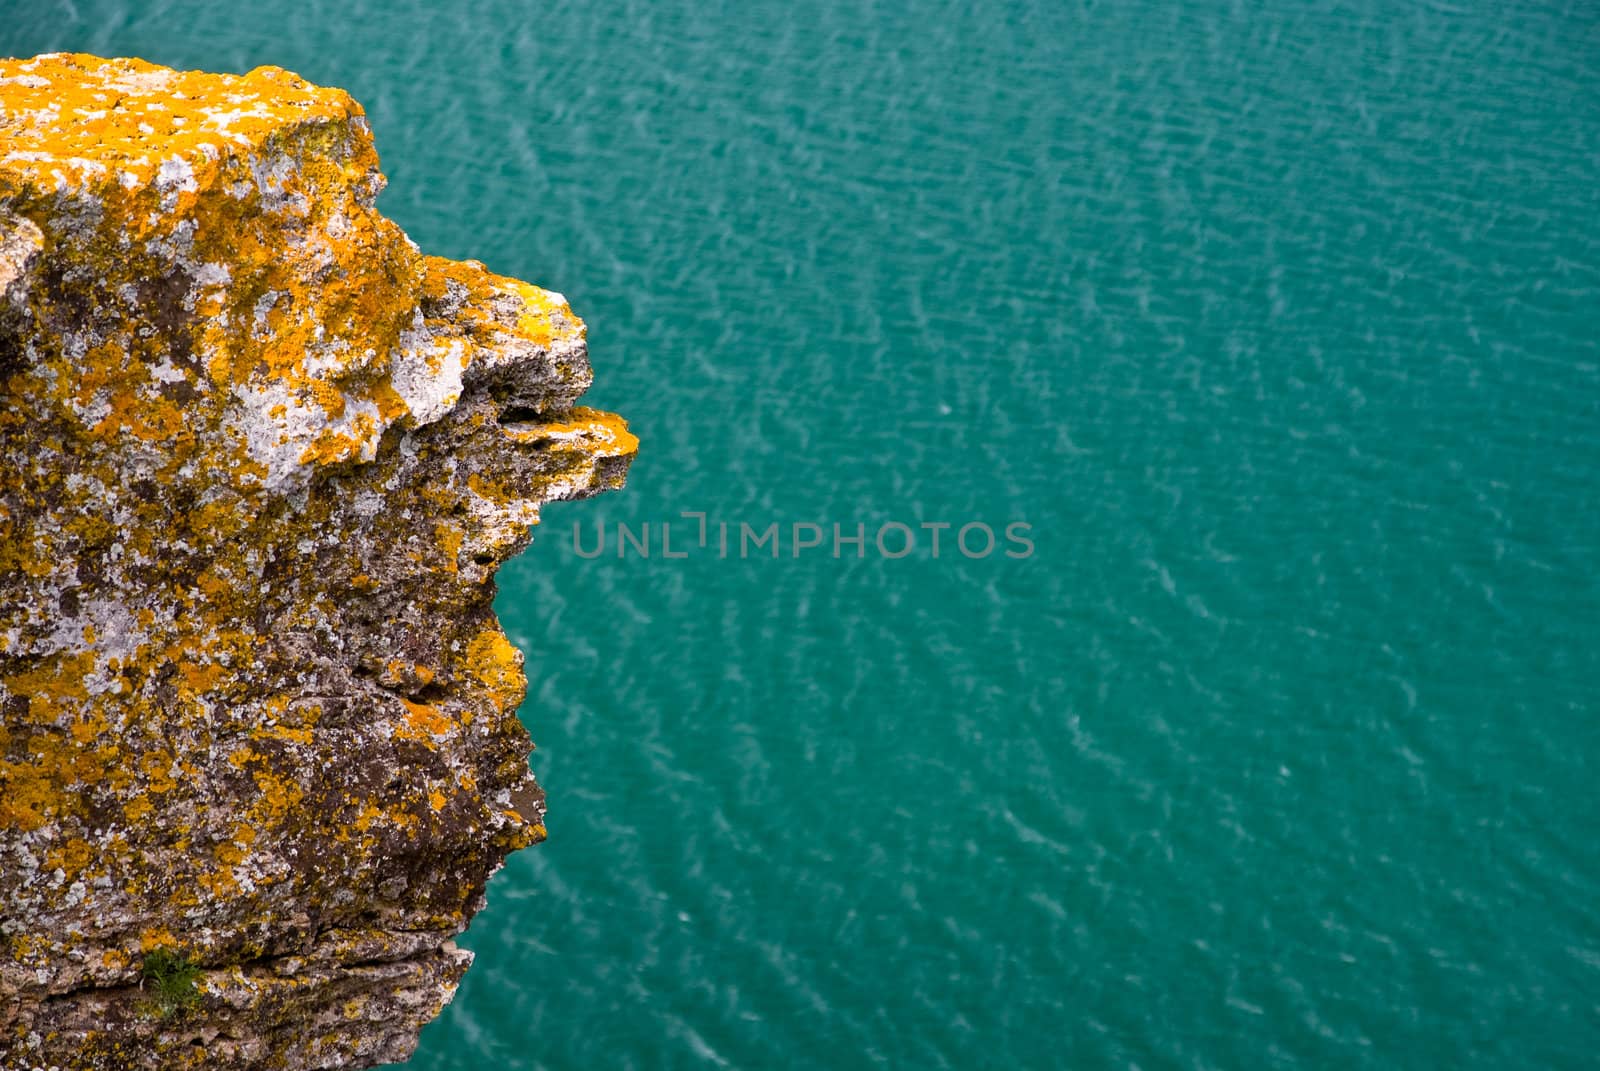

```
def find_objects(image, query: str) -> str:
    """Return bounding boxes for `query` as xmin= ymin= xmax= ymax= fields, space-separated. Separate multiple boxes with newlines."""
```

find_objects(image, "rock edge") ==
xmin=0 ymin=53 xmax=635 ymax=1068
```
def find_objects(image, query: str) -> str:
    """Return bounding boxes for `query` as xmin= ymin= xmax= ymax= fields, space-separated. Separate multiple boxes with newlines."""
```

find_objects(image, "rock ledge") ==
xmin=0 ymin=53 xmax=634 ymax=1068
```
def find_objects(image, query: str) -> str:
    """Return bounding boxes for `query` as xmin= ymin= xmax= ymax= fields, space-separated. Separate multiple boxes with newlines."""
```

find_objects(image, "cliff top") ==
xmin=1 ymin=52 xmax=633 ymax=1069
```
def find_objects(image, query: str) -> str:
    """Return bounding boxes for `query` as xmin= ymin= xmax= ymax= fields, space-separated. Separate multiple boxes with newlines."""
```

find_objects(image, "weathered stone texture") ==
xmin=0 ymin=53 xmax=634 ymax=1068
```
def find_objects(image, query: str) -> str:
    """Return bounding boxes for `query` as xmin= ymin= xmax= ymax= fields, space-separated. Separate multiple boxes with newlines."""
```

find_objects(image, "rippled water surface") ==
xmin=6 ymin=1 xmax=1600 ymax=1067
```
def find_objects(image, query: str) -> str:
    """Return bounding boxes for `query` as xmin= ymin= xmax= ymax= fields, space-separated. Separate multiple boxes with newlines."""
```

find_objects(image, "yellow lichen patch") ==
xmin=396 ymin=698 xmax=453 ymax=741
xmin=306 ymin=380 xmax=347 ymax=419
xmin=501 ymin=406 xmax=639 ymax=457
xmin=196 ymin=572 xmax=234 ymax=599
xmin=256 ymin=724 xmax=314 ymax=746
xmin=43 ymin=837 xmax=92 ymax=879
xmin=372 ymin=377 xmax=410 ymax=422
xmin=3 ymin=651 xmax=94 ymax=705
xmin=68 ymin=709 xmax=108 ymax=745
xmin=123 ymin=795 xmax=154 ymax=823
xmin=417 ymin=255 xmax=584 ymax=352
xmin=379 ymin=659 xmax=435 ymax=690
xmin=249 ymin=768 xmax=304 ymax=823
xmin=0 ymin=55 xmax=357 ymax=193
xmin=463 ymin=628 xmax=525 ymax=717
xmin=510 ymin=283 xmax=561 ymax=348
xmin=138 ymin=927 xmax=179 ymax=953
xmin=297 ymin=412 xmax=381 ymax=466
xmin=176 ymin=659 xmax=228 ymax=697
xmin=139 ymin=751 xmax=178 ymax=794
xmin=466 ymin=471 xmax=518 ymax=506
xmin=433 ymin=521 xmax=465 ymax=574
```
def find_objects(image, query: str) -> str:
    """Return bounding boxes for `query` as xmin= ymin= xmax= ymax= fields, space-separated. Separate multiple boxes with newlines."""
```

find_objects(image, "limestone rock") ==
xmin=0 ymin=53 xmax=635 ymax=1068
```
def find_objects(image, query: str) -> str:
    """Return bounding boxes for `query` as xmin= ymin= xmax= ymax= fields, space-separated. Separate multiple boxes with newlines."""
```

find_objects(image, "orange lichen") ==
xmin=463 ymin=628 xmax=526 ymax=717
xmin=397 ymin=698 xmax=453 ymax=741
xmin=501 ymin=406 xmax=640 ymax=456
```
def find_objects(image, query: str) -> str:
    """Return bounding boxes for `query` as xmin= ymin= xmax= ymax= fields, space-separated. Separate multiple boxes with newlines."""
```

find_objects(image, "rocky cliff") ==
xmin=0 ymin=53 xmax=635 ymax=1068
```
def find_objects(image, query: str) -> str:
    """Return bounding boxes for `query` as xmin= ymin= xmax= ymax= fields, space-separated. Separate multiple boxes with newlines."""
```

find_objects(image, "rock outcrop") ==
xmin=0 ymin=53 xmax=635 ymax=1068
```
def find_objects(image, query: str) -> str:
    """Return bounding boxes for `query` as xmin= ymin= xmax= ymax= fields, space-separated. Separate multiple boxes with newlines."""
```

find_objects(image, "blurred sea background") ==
xmin=5 ymin=1 xmax=1599 ymax=1067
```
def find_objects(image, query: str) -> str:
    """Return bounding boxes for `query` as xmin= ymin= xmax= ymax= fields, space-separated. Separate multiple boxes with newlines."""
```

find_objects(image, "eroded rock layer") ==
xmin=0 ymin=53 xmax=635 ymax=1068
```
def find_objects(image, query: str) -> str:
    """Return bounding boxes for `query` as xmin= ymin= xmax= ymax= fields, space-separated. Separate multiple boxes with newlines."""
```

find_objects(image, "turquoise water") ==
xmin=7 ymin=1 xmax=1600 ymax=1067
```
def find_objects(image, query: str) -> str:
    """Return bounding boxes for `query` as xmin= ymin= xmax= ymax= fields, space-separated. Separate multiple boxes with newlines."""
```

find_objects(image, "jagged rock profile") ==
xmin=0 ymin=53 xmax=635 ymax=1068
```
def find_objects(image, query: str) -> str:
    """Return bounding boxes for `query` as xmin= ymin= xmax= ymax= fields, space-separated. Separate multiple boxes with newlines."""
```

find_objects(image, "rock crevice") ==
xmin=0 ymin=53 xmax=634 ymax=1068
